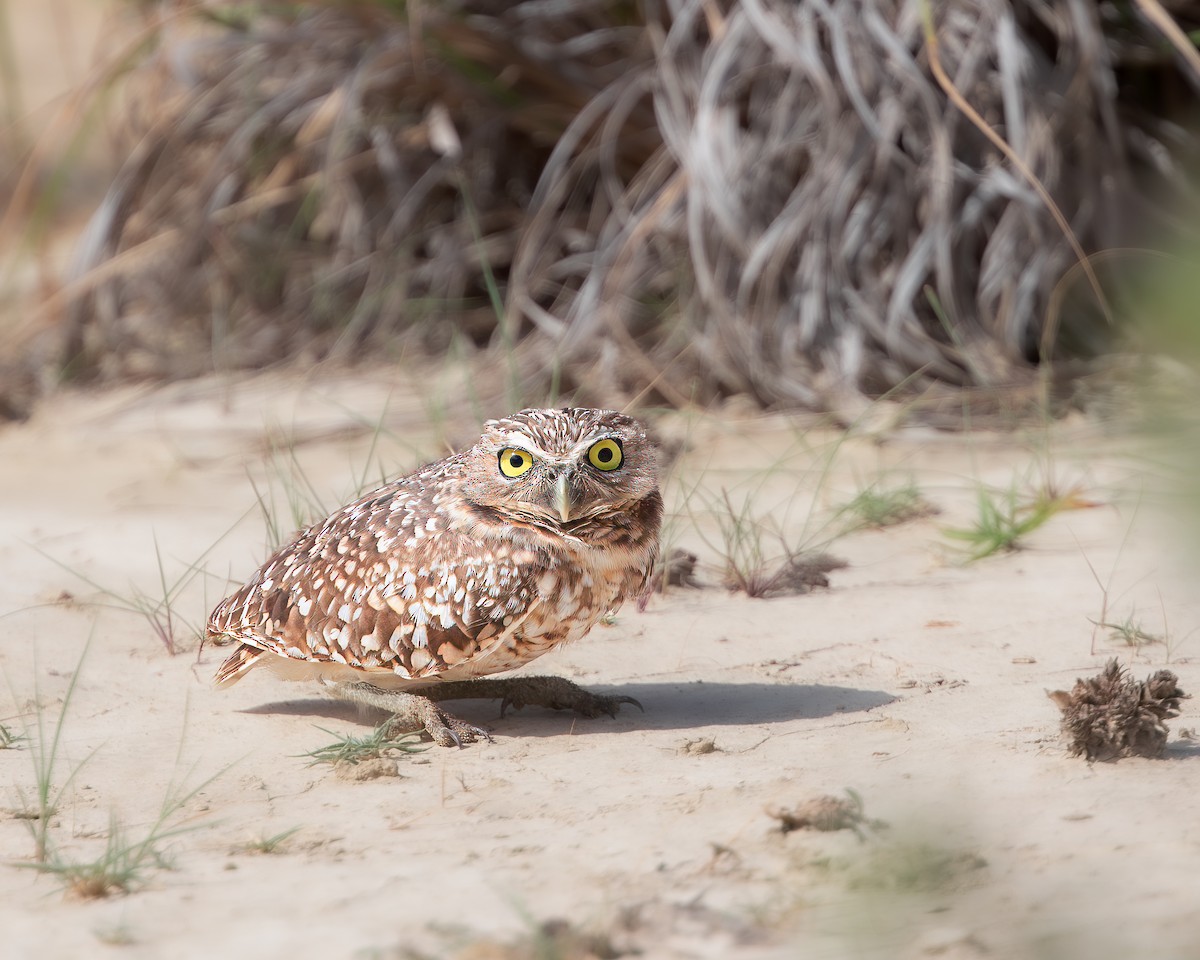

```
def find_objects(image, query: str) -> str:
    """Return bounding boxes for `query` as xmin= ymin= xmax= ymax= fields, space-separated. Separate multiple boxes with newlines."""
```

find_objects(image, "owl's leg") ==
xmin=424 ymin=676 xmax=643 ymax=720
xmin=329 ymin=681 xmax=492 ymax=748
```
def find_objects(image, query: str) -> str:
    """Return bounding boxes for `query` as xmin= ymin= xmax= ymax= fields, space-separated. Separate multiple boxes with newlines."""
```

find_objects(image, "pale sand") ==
xmin=1 ymin=372 xmax=1196 ymax=959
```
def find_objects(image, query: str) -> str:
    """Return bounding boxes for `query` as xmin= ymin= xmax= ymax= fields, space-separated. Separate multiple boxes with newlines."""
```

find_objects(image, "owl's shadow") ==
xmin=241 ymin=681 xmax=895 ymax=736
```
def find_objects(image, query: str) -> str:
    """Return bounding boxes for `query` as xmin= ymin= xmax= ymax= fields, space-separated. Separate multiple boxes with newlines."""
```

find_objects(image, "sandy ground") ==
xmin=1 ymin=373 xmax=1198 ymax=959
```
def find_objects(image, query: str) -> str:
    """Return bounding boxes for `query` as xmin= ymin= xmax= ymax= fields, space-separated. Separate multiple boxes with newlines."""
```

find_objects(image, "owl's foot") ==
xmin=330 ymin=681 xmax=492 ymax=748
xmin=426 ymin=676 xmax=643 ymax=721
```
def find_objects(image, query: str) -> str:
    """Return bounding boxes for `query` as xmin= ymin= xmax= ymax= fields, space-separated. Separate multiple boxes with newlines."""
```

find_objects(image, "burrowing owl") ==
xmin=207 ymin=407 xmax=662 ymax=746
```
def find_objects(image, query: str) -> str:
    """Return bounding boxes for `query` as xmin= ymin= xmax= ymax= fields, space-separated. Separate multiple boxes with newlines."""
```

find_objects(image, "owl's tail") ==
xmin=212 ymin=642 xmax=267 ymax=688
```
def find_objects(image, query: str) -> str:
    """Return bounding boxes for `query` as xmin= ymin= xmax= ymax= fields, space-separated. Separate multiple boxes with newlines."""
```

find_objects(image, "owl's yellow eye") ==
xmin=498 ymin=448 xmax=535 ymax=478
xmin=587 ymin=438 xmax=624 ymax=472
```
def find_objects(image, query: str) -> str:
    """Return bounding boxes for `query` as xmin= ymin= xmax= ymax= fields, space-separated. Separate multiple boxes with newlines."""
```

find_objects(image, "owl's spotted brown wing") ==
xmin=208 ymin=475 xmax=543 ymax=686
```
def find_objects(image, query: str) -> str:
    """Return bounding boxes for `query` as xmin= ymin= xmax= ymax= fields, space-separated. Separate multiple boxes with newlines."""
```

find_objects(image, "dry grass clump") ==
xmin=30 ymin=0 xmax=1200 ymax=411
xmin=59 ymin=1 xmax=660 ymax=385
xmin=1049 ymin=659 xmax=1188 ymax=761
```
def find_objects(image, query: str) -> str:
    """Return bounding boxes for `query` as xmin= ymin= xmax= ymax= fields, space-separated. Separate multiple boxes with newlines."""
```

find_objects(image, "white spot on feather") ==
xmin=387 ymin=625 xmax=410 ymax=650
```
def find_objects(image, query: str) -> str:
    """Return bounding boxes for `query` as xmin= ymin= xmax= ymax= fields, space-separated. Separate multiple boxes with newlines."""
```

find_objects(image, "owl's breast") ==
xmin=423 ymin=492 xmax=658 ymax=677
xmin=525 ymin=561 xmax=609 ymax=638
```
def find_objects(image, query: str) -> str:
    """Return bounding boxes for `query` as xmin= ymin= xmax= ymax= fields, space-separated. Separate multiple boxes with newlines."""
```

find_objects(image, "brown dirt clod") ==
xmin=333 ymin=757 xmax=401 ymax=781
xmin=735 ymin=552 xmax=848 ymax=599
xmin=657 ymin=548 xmax=701 ymax=590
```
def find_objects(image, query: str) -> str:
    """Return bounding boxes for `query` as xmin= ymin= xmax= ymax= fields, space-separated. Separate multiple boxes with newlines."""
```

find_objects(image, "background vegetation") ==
xmin=2 ymin=0 xmax=1199 ymax=418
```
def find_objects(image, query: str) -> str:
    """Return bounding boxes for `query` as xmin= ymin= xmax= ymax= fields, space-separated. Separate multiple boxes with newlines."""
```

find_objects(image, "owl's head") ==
xmin=460 ymin=408 xmax=660 ymax=528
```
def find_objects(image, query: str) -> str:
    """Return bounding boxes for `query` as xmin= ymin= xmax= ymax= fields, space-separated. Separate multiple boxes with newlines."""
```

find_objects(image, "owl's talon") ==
xmin=415 ymin=714 xmax=492 ymax=748
xmin=586 ymin=693 xmax=642 ymax=719
xmin=341 ymin=685 xmax=492 ymax=748
xmin=423 ymin=710 xmax=492 ymax=748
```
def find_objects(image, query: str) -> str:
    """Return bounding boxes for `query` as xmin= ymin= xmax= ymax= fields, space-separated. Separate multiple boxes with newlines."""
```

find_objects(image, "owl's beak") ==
xmin=555 ymin=471 xmax=572 ymax=523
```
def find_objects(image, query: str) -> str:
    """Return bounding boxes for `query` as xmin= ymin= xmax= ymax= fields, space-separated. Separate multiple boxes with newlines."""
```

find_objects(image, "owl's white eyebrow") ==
xmin=498 ymin=431 xmax=612 ymax=460
xmin=498 ymin=431 xmax=554 ymax=458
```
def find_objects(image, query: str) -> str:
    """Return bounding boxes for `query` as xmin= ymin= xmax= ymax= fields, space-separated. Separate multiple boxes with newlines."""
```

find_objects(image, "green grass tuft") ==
xmin=11 ymin=649 xmax=225 ymax=897
xmin=234 ymin=826 xmax=301 ymax=856
xmin=835 ymin=479 xmax=936 ymax=532
xmin=301 ymin=722 xmax=428 ymax=767
xmin=20 ymin=763 xmax=223 ymax=898
xmin=13 ymin=648 xmax=96 ymax=863
xmin=26 ymin=813 xmax=174 ymax=899
xmin=1092 ymin=608 xmax=1163 ymax=649
xmin=942 ymin=481 xmax=1079 ymax=561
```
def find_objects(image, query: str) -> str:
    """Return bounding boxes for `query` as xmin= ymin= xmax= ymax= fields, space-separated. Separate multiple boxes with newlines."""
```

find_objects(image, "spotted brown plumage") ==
xmin=207 ymin=407 xmax=662 ymax=746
